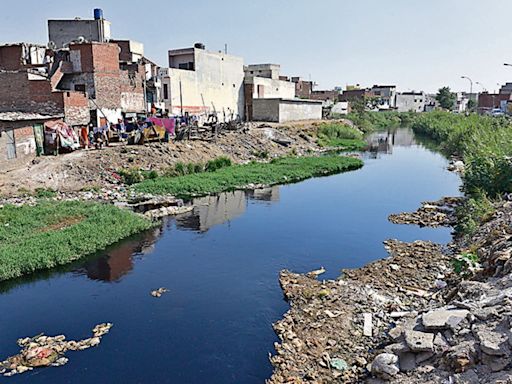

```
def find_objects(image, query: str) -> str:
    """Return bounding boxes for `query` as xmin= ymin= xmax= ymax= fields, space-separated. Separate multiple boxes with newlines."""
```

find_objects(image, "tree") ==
xmin=436 ymin=87 xmax=457 ymax=110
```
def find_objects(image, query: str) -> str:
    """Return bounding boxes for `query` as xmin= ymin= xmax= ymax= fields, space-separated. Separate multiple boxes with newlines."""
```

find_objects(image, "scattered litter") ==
xmin=0 ymin=323 xmax=113 ymax=377
xmin=151 ymin=288 xmax=169 ymax=298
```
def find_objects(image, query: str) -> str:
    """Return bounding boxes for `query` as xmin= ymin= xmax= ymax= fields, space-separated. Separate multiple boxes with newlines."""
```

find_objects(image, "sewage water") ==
xmin=0 ymin=128 xmax=461 ymax=383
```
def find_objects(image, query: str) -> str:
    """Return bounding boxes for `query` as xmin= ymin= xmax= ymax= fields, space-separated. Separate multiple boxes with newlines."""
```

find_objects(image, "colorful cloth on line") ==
xmin=44 ymin=121 xmax=80 ymax=150
xmin=148 ymin=117 xmax=175 ymax=135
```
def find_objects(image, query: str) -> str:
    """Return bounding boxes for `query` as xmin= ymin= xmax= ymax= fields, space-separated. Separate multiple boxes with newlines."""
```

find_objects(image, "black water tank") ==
xmin=194 ymin=43 xmax=205 ymax=50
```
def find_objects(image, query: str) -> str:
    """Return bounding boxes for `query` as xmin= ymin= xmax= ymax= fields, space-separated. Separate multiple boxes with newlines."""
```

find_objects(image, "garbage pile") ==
xmin=268 ymin=240 xmax=450 ymax=383
xmin=388 ymin=197 xmax=462 ymax=228
xmin=0 ymin=323 xmax=113 ymax=377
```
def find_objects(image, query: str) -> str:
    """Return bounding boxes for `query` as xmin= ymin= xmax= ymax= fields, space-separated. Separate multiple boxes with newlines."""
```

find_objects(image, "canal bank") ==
xmin=0 ymin=128 xmax=462 ymax=383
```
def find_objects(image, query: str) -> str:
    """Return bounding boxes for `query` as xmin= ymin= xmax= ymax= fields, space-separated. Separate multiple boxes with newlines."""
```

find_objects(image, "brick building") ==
xmin=0 ymin=43 xmax=90 ymax=125
xmin=0 ymin=112 xmax=62 ymax=169
xmin=55 ymin=42 xmax=146 ymax=126
xmin=291 ymin=77 xmax=313 ymax=99
xmin=310 ymin=90 xmax=340 ymax=104
xmin=478 ymin=92 xmax=511 ymax=113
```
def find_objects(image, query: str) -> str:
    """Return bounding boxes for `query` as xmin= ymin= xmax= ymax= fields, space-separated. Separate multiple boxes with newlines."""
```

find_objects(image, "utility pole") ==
xmin=179 ymin=79 xmax=183 ymax=116
xmin=461 ymin=76 xmax=473 ymax=112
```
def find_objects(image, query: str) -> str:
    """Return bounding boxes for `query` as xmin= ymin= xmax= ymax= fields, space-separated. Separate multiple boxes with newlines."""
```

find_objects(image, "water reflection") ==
xmin=177 ymin=187 xmax=280 ymax=232
xmin=366 ymin=127 xmax=416 ymax=157
xmin=77 ymin=227 xmax=162 ymax=282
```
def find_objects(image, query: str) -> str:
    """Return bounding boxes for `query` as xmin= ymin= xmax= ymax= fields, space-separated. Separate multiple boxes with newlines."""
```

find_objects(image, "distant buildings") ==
xmin=395 ymin=92 xmax=426 ymax=113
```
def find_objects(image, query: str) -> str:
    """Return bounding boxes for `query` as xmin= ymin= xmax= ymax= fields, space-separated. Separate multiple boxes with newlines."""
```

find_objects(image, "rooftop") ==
xmin=0 ymin=112 xmax=63 ymax=122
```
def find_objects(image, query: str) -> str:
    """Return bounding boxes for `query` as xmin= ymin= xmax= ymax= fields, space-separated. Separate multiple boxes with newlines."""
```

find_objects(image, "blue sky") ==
xmin=2 ymin=0 xmax=512 ymax=93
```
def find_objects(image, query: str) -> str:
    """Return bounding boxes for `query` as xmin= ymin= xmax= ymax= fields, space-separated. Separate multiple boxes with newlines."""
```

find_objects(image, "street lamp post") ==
xmin=461 ymin=76 xmax=473 ymax=112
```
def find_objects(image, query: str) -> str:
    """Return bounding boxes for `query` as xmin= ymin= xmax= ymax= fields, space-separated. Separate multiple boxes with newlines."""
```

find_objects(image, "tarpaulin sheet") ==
xmin=148 ymin=117 xmax=175 ymax=135
xmin=44 ymin=121 xmax=80 ymax=150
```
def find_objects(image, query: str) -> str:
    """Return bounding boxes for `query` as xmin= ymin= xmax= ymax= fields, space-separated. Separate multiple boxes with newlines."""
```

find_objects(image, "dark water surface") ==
xmin=0 ymin=128 xmax=461 ymax=383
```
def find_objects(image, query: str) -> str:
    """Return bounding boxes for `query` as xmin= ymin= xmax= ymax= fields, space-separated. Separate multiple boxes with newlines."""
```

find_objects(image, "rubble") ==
xmin=0 ymin=323 xmax=113 ymax=377
xmin=270 ymin=197 xmax=512 ymax=383
xmin=388 ymin=197 xmax=462 ymax=227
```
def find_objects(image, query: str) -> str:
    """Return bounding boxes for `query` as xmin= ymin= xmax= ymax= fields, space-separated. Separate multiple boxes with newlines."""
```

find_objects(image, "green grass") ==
xmin=316 ymin=122 xmax=367 ymax=150
xmin=318 ymin=138 xmax=368 ymax=151
xmin=411 ymin=111 xmax=511 ymax=236
xmin=134 ymin=156 xmax=364 ymax=198
xmin=0 ymin=201 xmax=153 ymax=281
xmin=346 ymin=111 xmax=416 ymax=132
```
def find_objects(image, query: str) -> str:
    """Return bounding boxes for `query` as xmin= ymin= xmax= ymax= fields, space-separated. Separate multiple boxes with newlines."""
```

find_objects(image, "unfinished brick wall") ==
xmin=0 ymin=46 xmax=24 ymax=71
xmin=61 ymin=91 xmax=90 ymax=126
xmin=0 ymin=72 xmax=63 ymax=114
xmin=66 ymin=43 xmax=145 ymax=113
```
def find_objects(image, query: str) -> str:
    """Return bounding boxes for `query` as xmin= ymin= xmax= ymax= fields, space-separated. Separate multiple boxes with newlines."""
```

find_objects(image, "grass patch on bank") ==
xmin=134 ymin=156 xmax=364 ymax=198
xmin=346 ymin=111 xmax=416 ymax=132
xmin=0 ymin=201 xmax=153 ymax=281
xmin=316 ymin=122 xmax=367 ymax=150
xmin=411 ymin=111 xmax=512 ymax=236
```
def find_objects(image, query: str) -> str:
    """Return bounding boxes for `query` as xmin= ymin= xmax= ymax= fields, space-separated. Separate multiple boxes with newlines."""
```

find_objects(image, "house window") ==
xmin=74 ymin=84 xmax=86 ymax=92
xmin=163 ymin=84 xmax=169 ymax=100
xmin=257 ymin=85 xmax=264 ymax=98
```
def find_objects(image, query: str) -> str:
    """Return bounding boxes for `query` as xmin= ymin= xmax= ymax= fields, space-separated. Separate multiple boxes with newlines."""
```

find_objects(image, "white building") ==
xmin=395 ymin=92 xmax=426 ymax=112
xmin=48 ymin=9 xmax=111 ymax=48
xmin=158 ymin=45 xmax=245 ymax=121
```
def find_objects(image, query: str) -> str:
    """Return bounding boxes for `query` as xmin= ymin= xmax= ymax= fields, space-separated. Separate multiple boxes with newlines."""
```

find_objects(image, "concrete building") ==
xmin=370 ymin=85 xmax=397 ymax=110
xmin=252 ymin=98 xmax=322 ymax=123
xmin=395 ymin=92 xmax=426 ymax=112
xmin=331 ymin=101 xmax=349 ymax=115
xmin=158 ymin=45 xmax=245 ymax=121
xmin=244 ymin=64 xmax=297 ymax=121
xmin=48 ymin=9 xmax=111 ymax=48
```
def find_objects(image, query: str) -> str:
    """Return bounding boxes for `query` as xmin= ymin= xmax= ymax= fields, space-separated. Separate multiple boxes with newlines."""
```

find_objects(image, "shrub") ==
xmin=205 ymin=156 xmax=232 ymax=172
xmin=118 ymin=168 xmax=143 ymax=185
xmin=35 ymin=188 xmax=57 ymax=199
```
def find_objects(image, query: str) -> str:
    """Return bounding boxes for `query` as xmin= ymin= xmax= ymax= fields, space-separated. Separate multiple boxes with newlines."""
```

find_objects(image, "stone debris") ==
xmin=144 ymin=205 xmax=194 ymax=219
xmin=371 ymin=353 xmax=400 ymax=380
xmin=0 ymin=323 xmax=113 ymax=377
xmin=389 ymin=197 xmax=462 ymax=228
xmin=270 ymin=197 xmax=512 ymax=383
xmin=151 ymin=288 xmax=169 ymax=298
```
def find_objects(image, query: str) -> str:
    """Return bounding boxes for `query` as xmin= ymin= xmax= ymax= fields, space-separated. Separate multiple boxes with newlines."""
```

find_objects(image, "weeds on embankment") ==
xmin=134 ymin=156 xmax=364 ymax=199
xmin=118 ymin=157 xmax=233 ymax=185
xmin=316 ymin=123 xmax=367 ymax=150
xmin=412 ymin=111 xmax=512 ymax=236
xmin=0 ymin=201 xmax=153 ymax=281
xmin=345 ymin=111 xmax=415 ymax=132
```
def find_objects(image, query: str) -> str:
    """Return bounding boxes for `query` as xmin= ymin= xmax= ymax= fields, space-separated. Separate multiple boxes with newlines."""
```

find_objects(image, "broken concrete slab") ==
xmin=475 ymin=328 xmax=510 ymax=356
xmin=404 ymin=330 xmax=434 ymax=352
xmin=422 ymin=309 xmax=469 ymax=330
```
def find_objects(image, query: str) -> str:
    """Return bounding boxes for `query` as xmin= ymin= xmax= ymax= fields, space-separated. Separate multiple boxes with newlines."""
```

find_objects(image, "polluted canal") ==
xmin=0 ymin=128 xmax=461 ymax=383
